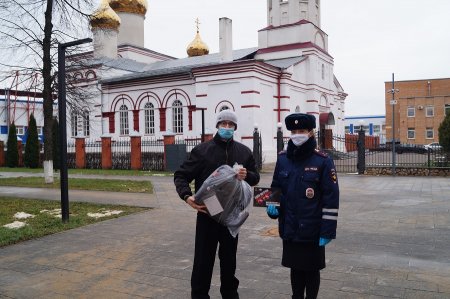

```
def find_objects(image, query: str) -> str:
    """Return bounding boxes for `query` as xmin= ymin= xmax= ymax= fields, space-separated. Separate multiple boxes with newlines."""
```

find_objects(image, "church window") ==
xmin=295 ymin=105 xmax=301 ymax=112
xmin=144 ymin=102 xmax=155 ymax=135
xmin=83 ymin=109 xmax=90 ymax=137
xmin=119 ymin=104 xmax=129 ymax=135
xmin=71 ymin=110 xmax=78 ymax=137
xmin=172 ymin=100 xmax=183 ymax=133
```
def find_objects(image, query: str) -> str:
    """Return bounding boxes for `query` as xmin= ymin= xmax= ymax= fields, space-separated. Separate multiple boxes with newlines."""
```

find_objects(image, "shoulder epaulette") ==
xmin=314 ymin=149 xmax=328 ymax=158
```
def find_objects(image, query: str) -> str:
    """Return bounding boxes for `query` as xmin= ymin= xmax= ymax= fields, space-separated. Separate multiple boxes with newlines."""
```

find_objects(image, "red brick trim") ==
xmin=241 ymin=105 xmax=261 ymax=108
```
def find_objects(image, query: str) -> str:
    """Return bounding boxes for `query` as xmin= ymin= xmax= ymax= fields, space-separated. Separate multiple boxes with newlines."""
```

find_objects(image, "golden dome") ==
xmin=109 ymin=0 xmax=148 ymax=16
xmin=90 ymin=0 xmax=121 ymax=31
xmin=187 ymin=31 xmax=209 ymax=57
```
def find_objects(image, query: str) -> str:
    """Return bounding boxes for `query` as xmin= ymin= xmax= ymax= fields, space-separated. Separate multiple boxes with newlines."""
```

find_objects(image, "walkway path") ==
xmin=1 ymin=172 xmax=450 ymax=298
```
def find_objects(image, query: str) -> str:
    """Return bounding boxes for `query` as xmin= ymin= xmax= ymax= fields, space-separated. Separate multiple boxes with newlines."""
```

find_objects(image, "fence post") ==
xmin=357 ymin=129 xmax=366 ymax=174
xmin=253 ymin=125 xmax=262 ymax=171
xmin=101 ymin=135 xmax=112 ymax=169
xmin=18 ymin=140 xmax=23 ymax=167
xmin=130 ymin=133 xmax=142 ymax=170
xmin=163 ymin=131 xmax=176 ymax=170
xmin=0 ymin=141 xmax=4 ymax=167
xmin=75 ymin=137 xmax=86 ymax=169
xmin=276 ymin=122 xmax=284 ymax=153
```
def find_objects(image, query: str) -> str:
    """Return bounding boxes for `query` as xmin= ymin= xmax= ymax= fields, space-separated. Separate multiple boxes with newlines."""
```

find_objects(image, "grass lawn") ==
xmin=0 ymin=167 xmax=173 ymax=176
xmin=0 ymin=197 xmax=149 ymax=247
xmin=0 ymin=177 xmax=153 ymax=193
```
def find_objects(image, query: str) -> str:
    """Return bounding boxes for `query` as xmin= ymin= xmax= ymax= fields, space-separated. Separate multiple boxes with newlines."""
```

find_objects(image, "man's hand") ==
xmin=186 ymin=196 xmax=208 ymax=214
xmin=236 ymin=167 xmax=247 ymax=181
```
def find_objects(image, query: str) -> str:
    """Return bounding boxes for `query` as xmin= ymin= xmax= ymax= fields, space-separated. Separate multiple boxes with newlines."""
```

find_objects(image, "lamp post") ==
xmin=387 ymin=73 xmax=399 ymax=176
xmin=58 ymin=38 xmax=92 ymax=223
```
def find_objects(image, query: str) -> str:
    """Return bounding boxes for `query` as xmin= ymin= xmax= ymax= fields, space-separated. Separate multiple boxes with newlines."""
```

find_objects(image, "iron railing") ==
xmin=141 ymin=137 xmax=164 ymax=171
xmin=111 ymin=139 xmax=131 ymax=170
xmin=85 ymin=139 xmax=102 ymax=169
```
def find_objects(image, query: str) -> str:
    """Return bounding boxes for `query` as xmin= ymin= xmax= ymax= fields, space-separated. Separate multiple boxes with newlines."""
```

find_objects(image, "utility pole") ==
xmin=387 ymin=73 xmax=399 ymax=176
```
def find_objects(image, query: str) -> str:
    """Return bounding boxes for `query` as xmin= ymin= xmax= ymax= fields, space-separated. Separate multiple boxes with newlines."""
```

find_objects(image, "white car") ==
xmin=424 ymin=142 xmax=442 ymax=151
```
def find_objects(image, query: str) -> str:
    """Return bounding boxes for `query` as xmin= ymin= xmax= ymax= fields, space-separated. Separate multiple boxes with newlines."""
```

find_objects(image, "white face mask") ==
xmin=291 ymin=133 xmax=310 ymax=146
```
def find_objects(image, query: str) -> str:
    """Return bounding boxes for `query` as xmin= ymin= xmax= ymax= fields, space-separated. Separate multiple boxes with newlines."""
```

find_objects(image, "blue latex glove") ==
xmin=319 ymin=238 xmax=331 ymax=247
xmin=266 ymin=204 xmax=279 ymax=219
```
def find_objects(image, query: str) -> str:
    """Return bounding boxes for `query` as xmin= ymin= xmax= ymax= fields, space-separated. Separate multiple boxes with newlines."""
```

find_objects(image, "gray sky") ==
xmin=144 ymin=0 xmax=450 ymax=116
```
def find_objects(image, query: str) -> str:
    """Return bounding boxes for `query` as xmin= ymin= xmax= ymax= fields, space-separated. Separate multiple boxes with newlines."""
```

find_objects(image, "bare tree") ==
xmin=0 ymin=0 xmax=95 ymax=182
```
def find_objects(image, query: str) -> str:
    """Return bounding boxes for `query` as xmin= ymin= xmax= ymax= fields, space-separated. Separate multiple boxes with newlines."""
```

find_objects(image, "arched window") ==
xmin=119 ymin=104 xmax=129 ymax=135
xmin=144 ymin=102 xmax=155 ymax=135
xmin=172 ymin=100 xmax=183 ymax=133
xmin=83 ymin=109 xmax=90 ymax=137
xmin=295 ymin=105 xmax=301 ymax=113
xmin=71 ymin=110 xmax=78 ymax=137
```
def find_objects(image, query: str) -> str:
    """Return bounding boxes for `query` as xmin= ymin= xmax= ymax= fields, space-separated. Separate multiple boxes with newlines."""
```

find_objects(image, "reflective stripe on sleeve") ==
xmin=323 ymin=215 xmax=338 ymax=220
xmin=322 ymin=208 xmax=338 ymax=213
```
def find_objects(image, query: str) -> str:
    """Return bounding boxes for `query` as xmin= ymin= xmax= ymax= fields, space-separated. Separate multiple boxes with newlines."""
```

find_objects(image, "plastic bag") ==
xmin=194 ymin=164 xmax=253 ymax=237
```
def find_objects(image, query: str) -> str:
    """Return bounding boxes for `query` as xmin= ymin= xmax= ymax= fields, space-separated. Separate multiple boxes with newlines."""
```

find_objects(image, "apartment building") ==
xmin=385 ymin=78 xmax=450 ymax=145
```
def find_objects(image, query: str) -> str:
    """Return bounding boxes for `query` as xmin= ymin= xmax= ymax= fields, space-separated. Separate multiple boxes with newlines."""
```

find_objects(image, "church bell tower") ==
xmin=267 ymin=0 xmax=321 ymax=28
xmin=258 ymin=0 xmax=327 ymax=58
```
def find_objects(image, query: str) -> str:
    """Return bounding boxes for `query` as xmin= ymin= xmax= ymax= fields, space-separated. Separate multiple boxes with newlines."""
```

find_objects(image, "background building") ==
xmin=65 ymin=0 xmax=348 ymax=162
xmin=385 ymin=78 xmax=450 ymax=145
xmin=345 ymin=115 xmax=385 ymax=138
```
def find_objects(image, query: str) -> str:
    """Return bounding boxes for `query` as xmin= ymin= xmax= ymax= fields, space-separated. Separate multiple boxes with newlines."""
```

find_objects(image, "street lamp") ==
xmin=58 ymin=38 xmax=92 ymax=223
xmin=387 ymin=73 xmax=399 ymax=176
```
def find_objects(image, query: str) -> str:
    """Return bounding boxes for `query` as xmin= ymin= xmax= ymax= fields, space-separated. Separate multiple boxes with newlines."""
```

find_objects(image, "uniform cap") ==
xmin=285 ymin=113 xmax=316 ymax=131
xmin=216 ymin=109 xmax=238 ymax=129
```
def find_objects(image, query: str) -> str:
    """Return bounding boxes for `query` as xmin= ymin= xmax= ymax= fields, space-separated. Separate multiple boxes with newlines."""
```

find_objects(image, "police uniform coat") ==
xmin=271 ymin=137 xmax=339 ymax=270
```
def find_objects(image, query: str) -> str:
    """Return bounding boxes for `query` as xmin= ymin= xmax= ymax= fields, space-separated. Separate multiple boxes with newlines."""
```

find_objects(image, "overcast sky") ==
xmin=143 ymin=0 xmax=450 ymax=116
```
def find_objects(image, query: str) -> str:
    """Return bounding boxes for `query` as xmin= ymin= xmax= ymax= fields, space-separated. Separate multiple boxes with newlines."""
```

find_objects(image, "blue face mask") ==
xmin=218 ymin=127 xmax=234 ymax=140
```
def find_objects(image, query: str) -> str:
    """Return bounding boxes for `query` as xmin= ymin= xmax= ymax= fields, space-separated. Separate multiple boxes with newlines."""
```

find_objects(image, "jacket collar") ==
xmin=213 ymin=132 xmax=234 ymax=148
xmin=286 ymin=137 xmax=317 ymax=161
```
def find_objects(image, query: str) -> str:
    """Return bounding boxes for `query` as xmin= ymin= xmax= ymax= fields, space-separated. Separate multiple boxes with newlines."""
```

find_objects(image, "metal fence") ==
xmin=112 ymin=139 xmax=131 ymax=170
xmin=141 ymin=137 xmax=164 ymax=171
xmin=67 ymin=141 xmax=76 ymax=169
xmin=175 ymin=136 xmax=202 ymax=154
xmin=85 ymin=139 xmax=102 ymax=169
xmin=368 ymin=145 xmax=450 ymax=168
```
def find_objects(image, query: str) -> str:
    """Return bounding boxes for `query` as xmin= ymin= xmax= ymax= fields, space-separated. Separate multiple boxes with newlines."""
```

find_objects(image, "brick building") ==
xmin=385 ymin=78 xmax=450 ymax=145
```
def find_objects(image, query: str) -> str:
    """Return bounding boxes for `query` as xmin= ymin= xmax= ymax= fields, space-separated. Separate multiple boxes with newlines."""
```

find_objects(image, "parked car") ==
xmin=395 ymin=144 xmax=427 ymax=154
xmin=424 ymin=142 xmax=442 ymax=152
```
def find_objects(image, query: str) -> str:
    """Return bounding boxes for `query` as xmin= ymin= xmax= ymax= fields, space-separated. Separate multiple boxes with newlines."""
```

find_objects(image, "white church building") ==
xmin=71 ymin=0 xmax=347 ymax=162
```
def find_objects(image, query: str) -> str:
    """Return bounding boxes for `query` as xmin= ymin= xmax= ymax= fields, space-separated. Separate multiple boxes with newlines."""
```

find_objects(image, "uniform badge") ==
xmin=305 ymin=188 xmax=315 ymax=199
xmin=330 ymin=169 xmax=337 ymax=184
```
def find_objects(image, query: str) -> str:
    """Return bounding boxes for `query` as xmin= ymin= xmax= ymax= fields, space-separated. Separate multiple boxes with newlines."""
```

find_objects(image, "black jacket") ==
xmin=174 ymin=133 xmax=260 ymax=200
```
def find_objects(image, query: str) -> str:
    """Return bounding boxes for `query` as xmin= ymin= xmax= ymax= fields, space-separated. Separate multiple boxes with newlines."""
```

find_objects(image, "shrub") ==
xmin=438 ymin=113 xmax=450 ymax=153
xmin=24 ymin=114 xmax=40 ymax=168
xmin=6 ymin=123 xmax=18 ymax=167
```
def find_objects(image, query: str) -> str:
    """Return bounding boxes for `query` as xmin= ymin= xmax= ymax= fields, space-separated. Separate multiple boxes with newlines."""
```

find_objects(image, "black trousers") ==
xmin=290 ymin=269 xmax=320 ymax=299
xmin=191 ymin=213 xmax=239 ymax=299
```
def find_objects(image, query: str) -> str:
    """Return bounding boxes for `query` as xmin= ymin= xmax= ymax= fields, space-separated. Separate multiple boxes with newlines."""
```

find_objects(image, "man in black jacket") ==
xmin=174 ymin=109 xmax=260 ymax=299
